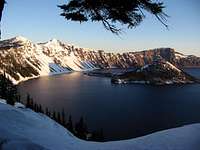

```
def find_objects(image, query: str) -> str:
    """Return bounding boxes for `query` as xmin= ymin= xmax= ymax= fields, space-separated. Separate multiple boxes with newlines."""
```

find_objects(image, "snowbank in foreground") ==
xmin=0 ymin=102 xmax=199 ymax=150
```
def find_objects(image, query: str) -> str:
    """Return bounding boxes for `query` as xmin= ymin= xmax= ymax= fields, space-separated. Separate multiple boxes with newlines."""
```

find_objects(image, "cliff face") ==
xmin=79 ymin=48 xmax=200 ymax=69
xmin=0 ymin=36 xmax=199 ymax=83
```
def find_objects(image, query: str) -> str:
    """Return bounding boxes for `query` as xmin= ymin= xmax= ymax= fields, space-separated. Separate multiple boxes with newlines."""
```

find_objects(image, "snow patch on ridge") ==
xmin=166 ymin=61 xmax=182 ymax=73
xmin=175 ymin=52 xmax=187 ymax=59
xmin=13 ymin=36 xmax=29 ymax=42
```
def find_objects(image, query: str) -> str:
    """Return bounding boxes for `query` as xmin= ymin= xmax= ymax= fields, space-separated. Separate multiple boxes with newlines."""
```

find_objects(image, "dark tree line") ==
xmin=0 ymin=72 xmax=20 ymax=105
xmin=25 ymin=93 xmax=104 ymax=141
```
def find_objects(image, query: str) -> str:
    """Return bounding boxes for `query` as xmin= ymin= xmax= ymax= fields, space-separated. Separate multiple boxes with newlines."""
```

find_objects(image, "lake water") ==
xmin=18 ymin=68 xmax=200 ymax=141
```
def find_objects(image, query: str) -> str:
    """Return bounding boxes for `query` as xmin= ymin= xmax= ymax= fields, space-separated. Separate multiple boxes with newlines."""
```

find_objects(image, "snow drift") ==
xmin=0 ymin=100 xmax=199 ymax=150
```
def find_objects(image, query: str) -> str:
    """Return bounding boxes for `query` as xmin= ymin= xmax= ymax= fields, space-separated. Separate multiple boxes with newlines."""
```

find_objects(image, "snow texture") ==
xmin=0 ymin=102 xmax=199 ymax=150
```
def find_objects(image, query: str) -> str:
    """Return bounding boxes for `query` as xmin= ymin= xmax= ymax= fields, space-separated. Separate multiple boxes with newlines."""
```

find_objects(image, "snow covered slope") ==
xmin=0 ymin=101 xmax=199 ymax=150
xmin=0 ymin=36 xmax=97 ymax=84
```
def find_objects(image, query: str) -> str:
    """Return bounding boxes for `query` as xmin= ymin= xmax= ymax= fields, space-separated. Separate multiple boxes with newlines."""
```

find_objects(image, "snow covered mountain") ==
xmin=0 ymin=36 xmax=98 ymax=84
xmin=0 ymin=100 xmax=199 ymax=150
xmin=0 ymin=36 xmax=200 ymax=84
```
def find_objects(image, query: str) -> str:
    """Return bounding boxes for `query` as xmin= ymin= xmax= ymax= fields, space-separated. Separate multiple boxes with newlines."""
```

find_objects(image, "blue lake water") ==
xmin=18 ymin=68 xmax=200 ymax=141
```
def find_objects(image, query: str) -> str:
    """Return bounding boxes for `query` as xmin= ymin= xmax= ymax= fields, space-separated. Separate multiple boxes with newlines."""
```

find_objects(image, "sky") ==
xmin=1 ymin=0 xmax=200 ymax=55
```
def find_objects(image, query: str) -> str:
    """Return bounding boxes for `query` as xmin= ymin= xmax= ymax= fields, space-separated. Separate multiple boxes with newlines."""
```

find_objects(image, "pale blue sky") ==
xmin=1 ymin=0 xmax=200 ymax=55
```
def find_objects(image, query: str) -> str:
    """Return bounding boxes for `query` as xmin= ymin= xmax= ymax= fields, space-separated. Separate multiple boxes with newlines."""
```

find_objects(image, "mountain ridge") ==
xmin=0 ymin=36 xmax=200 ymax=84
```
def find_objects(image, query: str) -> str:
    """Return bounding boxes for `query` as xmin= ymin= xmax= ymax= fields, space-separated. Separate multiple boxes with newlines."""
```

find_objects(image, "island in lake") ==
xmin=111 ymin=58 xmax=199 ymax=85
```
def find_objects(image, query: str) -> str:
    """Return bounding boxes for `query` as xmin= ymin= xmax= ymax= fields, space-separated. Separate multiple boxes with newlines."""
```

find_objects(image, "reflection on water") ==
xmin=18 ymin=69 xmax=200 ymax=141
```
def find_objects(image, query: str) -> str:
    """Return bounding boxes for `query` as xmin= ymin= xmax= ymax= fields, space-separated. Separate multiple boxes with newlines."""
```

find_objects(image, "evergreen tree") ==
xmin=0 ymin=1 xmax=168 ymax=36
xmin=0 ymin=0 xmax=5 ymax=21
xmin=61 ymin=108 xmax=66 ymax=126
xmin=45 ymin=107 xmax=49 ymax=116
xmin=16 ymin=94 xmax=21 ymax=102
xmin=26 ymin=93 xmax=31 ymax=108
xmin=38 ymin=104 xmax=41 ymax=112
xmin=36 ymin=104 xmax=40 ymax=112
xmin=48 ymin=111 xmax=51 ymax=117
xmin=59 ymin=0 xmax=167 ymax=34
xmin=0 ymin=0 xmax=6 ymax=37
xmin=0 ymin=73 xmax=7 ymax=99
xmin=38 ymin=104 xmax=44 ymax=113
xmin=75 ymin=117 xmax=88 ymax=139
xmin=0 ymin=72 xmax=18 ymax=105
xmin=30 ymin=98 xmax=34 ymax=109
xmin=57 ymin=112 xmax=61 ymax=124
xmin=35 ymin=102 xmax=39 ymax=112
xmin=53 ymin=111 xmax=56 ymax=120
xmin=66 ymin=115 xmax=74 ymax=133
xmin=33 ymin=103 xmax=37 ymax=112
